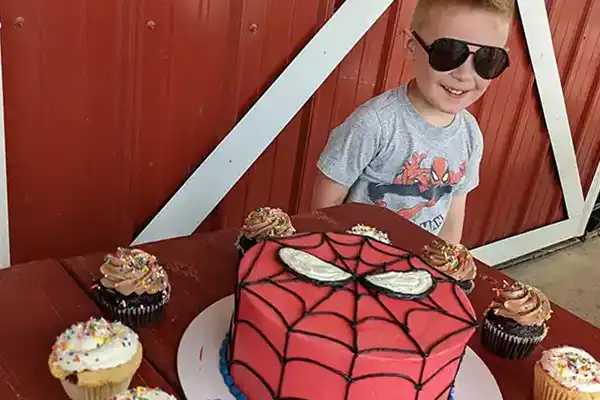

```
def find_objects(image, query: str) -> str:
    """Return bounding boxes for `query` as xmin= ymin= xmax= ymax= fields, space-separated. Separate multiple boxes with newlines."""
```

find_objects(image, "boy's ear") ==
xmin=403 ymin=29 xmax=417 ymax=60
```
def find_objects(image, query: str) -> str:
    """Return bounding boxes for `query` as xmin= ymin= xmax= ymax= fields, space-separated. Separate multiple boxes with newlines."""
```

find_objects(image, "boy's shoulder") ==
xmin=459 ymin=108 xmax=480 ymax=128
xmin=349 ymin=86 xmax=407 ymax=120
xmin=458 ymin=109 xmax=483 ymax=140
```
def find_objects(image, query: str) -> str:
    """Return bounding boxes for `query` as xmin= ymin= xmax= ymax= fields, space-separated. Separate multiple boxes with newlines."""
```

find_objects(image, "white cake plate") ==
xmin=177 ymin=295 xmax=503 ymax=400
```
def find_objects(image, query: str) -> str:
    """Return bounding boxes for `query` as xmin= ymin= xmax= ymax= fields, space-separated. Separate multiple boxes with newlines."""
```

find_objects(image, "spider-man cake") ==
xmin=225 ymin=232 xmax=477 ymax=399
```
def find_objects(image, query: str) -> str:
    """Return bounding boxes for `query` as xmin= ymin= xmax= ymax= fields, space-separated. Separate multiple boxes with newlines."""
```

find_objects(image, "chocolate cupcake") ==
xmin=235 ymin=207 xmax=296 ymax=257
xmin=347 ymin=224 xmax=391 ymax=244
xmin=481 ymin=281 xmax=552 ymax=360
xmin=422 ymin=240 xmax=477 ymax=294
xmin=92 ymin=248 xmax=171 ymax=329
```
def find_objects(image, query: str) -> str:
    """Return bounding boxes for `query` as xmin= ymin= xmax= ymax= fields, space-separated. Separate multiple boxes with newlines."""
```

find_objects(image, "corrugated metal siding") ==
xmin=553 ymin=0 xmax=600 ymax=196
xmin=0 ymin=0 xmax=597 ymax=263
xmin=2 ymin=0 xmax=137 ymax=262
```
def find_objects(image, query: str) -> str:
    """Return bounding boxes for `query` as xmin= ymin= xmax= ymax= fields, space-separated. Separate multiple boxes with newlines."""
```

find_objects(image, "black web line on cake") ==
xmin=229 ymin=233 xmax=478 ymax=400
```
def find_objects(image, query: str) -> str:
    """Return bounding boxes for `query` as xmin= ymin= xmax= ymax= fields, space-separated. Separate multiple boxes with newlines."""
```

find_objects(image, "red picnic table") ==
xmin=1 ymin=203 xmax=599 ymax=399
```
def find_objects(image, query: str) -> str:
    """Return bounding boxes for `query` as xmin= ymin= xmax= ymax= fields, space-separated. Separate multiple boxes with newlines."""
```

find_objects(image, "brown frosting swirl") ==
xmin=100 ymin=248 xmax=169 ymax=296
xmin=240 ymin=207 xmax=296 ymax=240
xmin=488 ymin=281 xmax=552 ymax=326
xmin=422 ymin=240 xmax=477 ymax=281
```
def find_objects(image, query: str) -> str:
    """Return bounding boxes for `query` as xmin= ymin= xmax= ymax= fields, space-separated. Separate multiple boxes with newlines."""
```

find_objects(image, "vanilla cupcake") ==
xmin=422 ymin=240 xmax=477 ymax=294
xmin=91 ymin=248 xmax=171 ymax=328
xmin=48 ymin=318 xmax=143 ymax=400
xmin=481 ymin=281 xmax=552 ymax=360
xmin=534 ymin=346 xmax=600 ymax=399
xmin=235 ymin=207 xmax=296 ymax=256
xmin=107 ymin=386 xmax=177 ymax=400
xmin=347 ymin=224 xmax=391 ymax=244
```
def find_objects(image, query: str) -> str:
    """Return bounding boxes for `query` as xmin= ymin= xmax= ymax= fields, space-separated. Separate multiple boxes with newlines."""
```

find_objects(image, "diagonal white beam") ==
xmin=0 ymin=36 xmax=11 ymax=268
xmin=131 ymin=0 xmax=395 ymax=245
xmin=517 ymin=0 xmax=584 ymax=218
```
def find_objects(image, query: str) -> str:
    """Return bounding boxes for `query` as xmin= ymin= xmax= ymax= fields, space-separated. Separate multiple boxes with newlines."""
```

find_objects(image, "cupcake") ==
xmin=534 ymin=346 xmax=600 ymax=400
xmin=235 ymin=207 xmax=296 ymax=257
xmin=48 ymin=318 xmax=143 ymax=400
xmin=91 ymin=248 xmax=171 ymax=328
xmin=347 ymin=224 xmax=391 ymax=244
xmin=481 ymin=281 xmax=552 ymax=360
xmin=422 ymin=240 xmax=477 ymax=294
xmin=107 ymin=387 xmax=178 ymax=399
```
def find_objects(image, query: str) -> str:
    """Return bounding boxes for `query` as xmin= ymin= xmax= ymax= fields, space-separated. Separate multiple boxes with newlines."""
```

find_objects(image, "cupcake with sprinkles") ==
xmin=422 ymin=240 xmax=477 ymax=294
xmin=347 ymin=224 xmax=391 ymax=244
xmin=534 ymin=346 xmax=600 ymax=400
xmin=235 ymin=207 xmax=296 ymax=257
xmin=107 ymin=386 xmax=177 ymax=400
xmin=92 ymin=248 xmax=171 ymax=329
xmin=48 ymin=317 xmax=143 ymax=400
xmin=481 ymin=281 xmax=552 ymax=360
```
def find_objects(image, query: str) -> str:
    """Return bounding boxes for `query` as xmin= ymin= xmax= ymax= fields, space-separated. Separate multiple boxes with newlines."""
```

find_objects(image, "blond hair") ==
xmin=411 ymin=0 xmax=515 ymax=30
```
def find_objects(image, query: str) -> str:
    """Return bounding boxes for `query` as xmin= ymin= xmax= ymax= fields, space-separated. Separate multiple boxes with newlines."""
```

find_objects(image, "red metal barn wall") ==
xmin=0 ymin=0 xmax=598 ymax=264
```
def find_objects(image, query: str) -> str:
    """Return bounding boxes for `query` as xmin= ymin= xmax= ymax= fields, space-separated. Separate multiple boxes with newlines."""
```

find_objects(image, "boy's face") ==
xmin=405 ymin=5 xmax=511 ymax=115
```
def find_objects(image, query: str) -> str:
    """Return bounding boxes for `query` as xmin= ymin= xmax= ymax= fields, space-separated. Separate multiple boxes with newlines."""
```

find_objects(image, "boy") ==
xmin=312 ymin=0 xmax=514 ymax=244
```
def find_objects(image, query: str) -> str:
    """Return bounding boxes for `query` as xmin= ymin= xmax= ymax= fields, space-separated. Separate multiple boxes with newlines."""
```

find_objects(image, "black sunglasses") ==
xmin=412 ymin=31 xmax=510 ymax=80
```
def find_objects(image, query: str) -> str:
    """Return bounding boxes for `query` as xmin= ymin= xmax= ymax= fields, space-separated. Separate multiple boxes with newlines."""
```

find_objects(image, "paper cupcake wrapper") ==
xmin=480 ymin=318 xmax=547 ymax=360
xmin=93 ymin=283 xmax=171 ymax=329
xmin=60 ymin=376 xmax=132 ymax=400
xmin=533 ymin=363 xmax=600 ymax=400
xmin=100 ymin=299 xmax=166 ymax=329
xmin=458 ymin=280 xmax=475 ymax=295
xmin=235 ymin=235 xmax=257 ymax=259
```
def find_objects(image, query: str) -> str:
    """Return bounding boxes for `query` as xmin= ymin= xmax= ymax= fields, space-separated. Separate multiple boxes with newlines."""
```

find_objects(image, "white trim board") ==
xmin=132 ymin=0 xmax=588 ymax=267
xmin=578 ymin=161 xmax=600 ymax=235
xmin=0 ymin=33 xmax=11 ymax=268
xmin=131 ymin=0 xmax=396 ymax=246
xmin=518 ymin=0 xmax=584 ymax=218
xmin=472 ymin=218 xmax=580 ymax=266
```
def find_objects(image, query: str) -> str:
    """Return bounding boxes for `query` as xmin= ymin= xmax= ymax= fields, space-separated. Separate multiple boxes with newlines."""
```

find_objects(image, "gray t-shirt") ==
xmin=317 ymin=84 xmax=484 ymax=235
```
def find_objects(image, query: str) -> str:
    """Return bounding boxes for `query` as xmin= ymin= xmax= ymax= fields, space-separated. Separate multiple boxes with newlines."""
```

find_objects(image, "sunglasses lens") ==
xmin=428 ymin=38 xmax=470 ymax=72
xmin=474 ymin=47 xmax=509 ymax=79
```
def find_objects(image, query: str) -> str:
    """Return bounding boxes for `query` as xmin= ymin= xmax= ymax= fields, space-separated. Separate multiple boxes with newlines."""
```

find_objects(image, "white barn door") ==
xmin=131 ymin=0 xmax=599 ymax=267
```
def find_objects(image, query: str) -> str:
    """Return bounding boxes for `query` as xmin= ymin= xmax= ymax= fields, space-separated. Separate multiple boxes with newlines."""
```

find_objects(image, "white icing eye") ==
xmin=278 ymin=247 xmax=352 ymax=285
xmin=363 ymin=270 xmax=434 ymax=298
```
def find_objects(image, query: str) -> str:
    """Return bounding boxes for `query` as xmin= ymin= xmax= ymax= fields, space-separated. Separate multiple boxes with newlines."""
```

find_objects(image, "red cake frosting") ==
xmin=228 ymin=232 xmax=477 ymax=400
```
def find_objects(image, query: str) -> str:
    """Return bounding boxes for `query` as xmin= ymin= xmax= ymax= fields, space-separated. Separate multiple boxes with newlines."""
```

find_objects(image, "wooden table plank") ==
xmin=0 ymin=259 xmax=175 ymax=399
xmin=60 ymin=229 xmax=240 ymax=392
xmin=60 ymin=204 xmax=600 ymax=399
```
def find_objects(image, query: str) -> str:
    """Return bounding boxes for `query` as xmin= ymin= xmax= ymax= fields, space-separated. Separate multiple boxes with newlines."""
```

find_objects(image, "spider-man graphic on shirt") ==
xmin=367 ymin=152 xmax=466 ymax=220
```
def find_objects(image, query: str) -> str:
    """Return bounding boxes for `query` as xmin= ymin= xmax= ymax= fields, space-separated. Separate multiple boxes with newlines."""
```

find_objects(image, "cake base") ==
xmin=218 ymin=334 xmax=454 ymax=400
xmin=177 ymin=295 xmax=503 ymax=400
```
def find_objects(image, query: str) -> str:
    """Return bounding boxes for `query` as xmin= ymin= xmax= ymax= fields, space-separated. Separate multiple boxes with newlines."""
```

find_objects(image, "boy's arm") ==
xmin=438 ymin=195 xmax=467 ymax=244
xmin=311 ymin=170 xmax=349 ymax=210
xmin=312 ymin=105 xmax=384 ymax=211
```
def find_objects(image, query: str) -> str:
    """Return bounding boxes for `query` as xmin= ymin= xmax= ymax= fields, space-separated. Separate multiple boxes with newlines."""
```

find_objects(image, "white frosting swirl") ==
xmin=279 ymin=248 xmax=352 ymax=282
xmin=108 ymin=387 xmax=177 ymax=400
xmin=50 ymin=318 xmax=139 ymax=372
xmin=539 ymin=346 xmax=600 ymax=392
xmin=365 ymin=270 xmax=433 ymax=296
xmin=347 ymin=224 xmax=391 ymax=244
